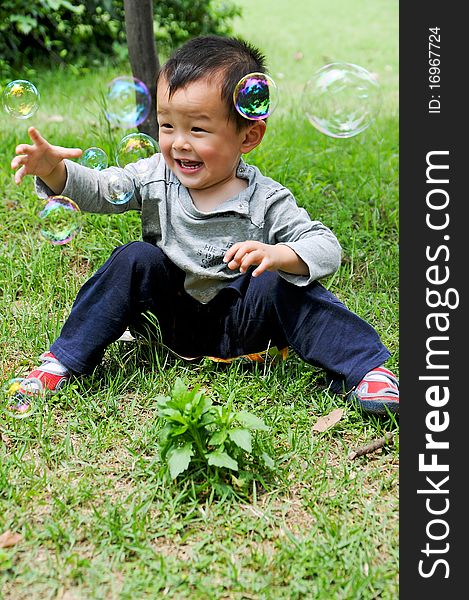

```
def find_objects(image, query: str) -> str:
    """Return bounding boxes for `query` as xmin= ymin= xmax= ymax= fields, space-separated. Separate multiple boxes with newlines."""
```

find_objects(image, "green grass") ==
xmin=233 ymin=0 xmax=399 ymax=115
xmin=0 ymin=0 xmax=398 ymax=597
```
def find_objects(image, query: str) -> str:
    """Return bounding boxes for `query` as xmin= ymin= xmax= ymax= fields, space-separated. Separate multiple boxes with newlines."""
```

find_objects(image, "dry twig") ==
xmin=348 ymin=431 xmax=396 ymax=460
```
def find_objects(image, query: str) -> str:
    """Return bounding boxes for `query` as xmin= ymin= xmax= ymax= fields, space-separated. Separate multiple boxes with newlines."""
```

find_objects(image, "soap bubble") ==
xmin=302 ymin=62 xmax=382 ymax=138
xmin=80 ymin=147 xmax=108 ymax=170
xmin=104 ymin=171 xmax=134 ymax=205
xmin=233 ymin=73 xmax=279 ymax=120
xmin=104 ymin=76 xmax=151 ymax=129
xmin=116 ymin=133 xmax=158 ymax=168
xmin=39 ymin=196 xmax=83 ymax=245
xmin=2 ymin=377 xmax=43 ymax=419
xmin=2 ymin=80 xmax=40 ymax=119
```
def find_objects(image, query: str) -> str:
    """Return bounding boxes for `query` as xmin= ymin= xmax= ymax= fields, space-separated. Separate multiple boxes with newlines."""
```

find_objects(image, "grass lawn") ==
xmin=0 ymin=0 xmax=398 ymax=597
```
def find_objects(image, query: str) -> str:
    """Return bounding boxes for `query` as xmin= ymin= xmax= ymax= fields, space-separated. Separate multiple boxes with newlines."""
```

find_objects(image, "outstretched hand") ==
xmin=11 ymin=126 xmax=83 ymax=186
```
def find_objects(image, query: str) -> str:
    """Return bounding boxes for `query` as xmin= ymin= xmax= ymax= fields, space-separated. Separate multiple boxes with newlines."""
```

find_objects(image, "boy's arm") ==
xmin=14 ymin=126 xmax=152 ymax=215
xmin=225 ymin=188 xmax=342 ymax=281
xmin=11 ymin=127 xmax=82 ymax=193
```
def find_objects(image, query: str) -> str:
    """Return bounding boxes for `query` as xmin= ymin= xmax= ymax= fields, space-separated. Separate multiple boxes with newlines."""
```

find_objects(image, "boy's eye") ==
xmin=159 ymin=123 xmax=173 ymax=129
xmin=191 ymin=127 xmax=207 ymax=133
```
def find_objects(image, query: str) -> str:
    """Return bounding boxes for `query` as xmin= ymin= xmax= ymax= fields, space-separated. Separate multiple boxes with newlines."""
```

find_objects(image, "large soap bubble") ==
xmin=2 ymin=80 xmax=40 ymax=119
xmin=233 ymin=73 xmax=279 ymax=120
xmin=116 ymin=133 xmax=158 ymax=168
xmin=104 ymin=76 xmax=151 ymax=129
xmin=302 ymin=62 xmax=382 ymax=138
xmin=80 ymin=147 xmax=108 ymax=170
xmin=2 ymin=377 xmax=43 ymax=419
xmin=104 ymin=171 xmax=135 ymax=205
xmin=39 ymin=196 xmax=83 ymax=245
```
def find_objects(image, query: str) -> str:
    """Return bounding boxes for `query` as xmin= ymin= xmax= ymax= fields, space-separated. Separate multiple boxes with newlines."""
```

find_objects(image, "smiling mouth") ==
xmin=176 ymin=159 xmax=203 ymax=171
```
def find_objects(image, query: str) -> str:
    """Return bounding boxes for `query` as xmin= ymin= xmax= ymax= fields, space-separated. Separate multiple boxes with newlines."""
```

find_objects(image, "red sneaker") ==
xmin=352 ymin=365 xmax=399 ymax=415
xmin=19 ymin=352 xmax=70 ymax=395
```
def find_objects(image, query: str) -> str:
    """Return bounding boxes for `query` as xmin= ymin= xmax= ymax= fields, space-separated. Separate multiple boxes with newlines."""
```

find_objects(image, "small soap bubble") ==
xmin=116 ymin=133 xmax=158 ymax=168
xmin=2 ymin=377 xmax=42 ymax=419
xmin=39 ymin=196 xmax=83 ymax=245
xmin=104 ymin=76 xmax=151 ymax=129
xmin=302 ymin=62 xmax=382 ymax=138
xmin=233 ymin=73 xmax=279 ymax=120
xmin=2 ymin=80 xmax=40 ymax=119
xmin=80 ymin=147 xmax=108 ymax=170
xmin=104 ymin=170 xmax=134 ymax=205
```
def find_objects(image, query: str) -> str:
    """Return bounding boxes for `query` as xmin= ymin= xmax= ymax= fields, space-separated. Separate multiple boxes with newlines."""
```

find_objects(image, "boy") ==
xmin=10 ymin=35 xmax=398 ymax=415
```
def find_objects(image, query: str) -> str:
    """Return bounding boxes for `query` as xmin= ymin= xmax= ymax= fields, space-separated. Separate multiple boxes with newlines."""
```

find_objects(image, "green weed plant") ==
xmin=157 ymin=378 xmax=274 ymax=491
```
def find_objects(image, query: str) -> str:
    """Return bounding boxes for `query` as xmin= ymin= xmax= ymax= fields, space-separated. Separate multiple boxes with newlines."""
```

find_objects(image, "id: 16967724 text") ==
xmin=428 ymin=27 xmax=441 ymax=114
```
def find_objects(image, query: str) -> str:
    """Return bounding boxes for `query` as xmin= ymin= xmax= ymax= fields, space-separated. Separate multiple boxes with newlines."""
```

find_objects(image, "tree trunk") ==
xmin=123 ymin=0 xmax=160 ymax=141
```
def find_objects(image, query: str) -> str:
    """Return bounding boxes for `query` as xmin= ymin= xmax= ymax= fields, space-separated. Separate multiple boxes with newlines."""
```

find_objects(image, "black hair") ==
xmin=157 ymin=35 xmax=268 ymax=130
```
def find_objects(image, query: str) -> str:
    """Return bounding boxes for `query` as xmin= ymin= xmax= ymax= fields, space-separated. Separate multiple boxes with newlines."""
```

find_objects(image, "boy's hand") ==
xmin=224 ymin=240 xmax=308 ymax=278
xmin=11 ymin=127 xmax=82 ymax=189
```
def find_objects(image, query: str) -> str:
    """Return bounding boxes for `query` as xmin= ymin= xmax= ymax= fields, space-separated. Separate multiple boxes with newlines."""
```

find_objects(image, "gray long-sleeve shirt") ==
xmin=36 ymin=155 xmax=342 ymax=303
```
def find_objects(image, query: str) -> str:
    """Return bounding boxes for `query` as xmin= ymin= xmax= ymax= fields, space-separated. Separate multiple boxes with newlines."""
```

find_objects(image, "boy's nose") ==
xmin=172 ymin=134 xmax=191 ymax=152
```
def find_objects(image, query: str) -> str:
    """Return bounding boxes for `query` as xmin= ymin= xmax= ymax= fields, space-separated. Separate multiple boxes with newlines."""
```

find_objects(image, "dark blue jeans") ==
xmin=51 ymin=241 xmax=390 ymax=393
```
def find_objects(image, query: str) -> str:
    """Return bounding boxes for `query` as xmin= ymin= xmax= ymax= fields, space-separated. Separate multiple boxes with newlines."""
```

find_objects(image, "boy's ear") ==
xmin=240 ymin=120 xmax=267 ymax=154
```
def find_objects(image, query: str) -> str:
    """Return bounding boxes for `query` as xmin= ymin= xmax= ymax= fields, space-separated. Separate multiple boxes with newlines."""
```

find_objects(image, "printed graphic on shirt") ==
xmin=196 ymin=242 xmax=234 ymax=269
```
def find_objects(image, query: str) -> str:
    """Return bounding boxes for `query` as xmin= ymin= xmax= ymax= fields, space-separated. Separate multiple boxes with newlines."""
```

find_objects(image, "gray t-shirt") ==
xmin=36 ymin=155 xmax=342 ymax=303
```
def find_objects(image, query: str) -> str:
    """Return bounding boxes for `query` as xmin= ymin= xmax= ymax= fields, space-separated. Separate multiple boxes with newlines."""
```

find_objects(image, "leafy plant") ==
xmin=0 ymin=0 xmax=126 ymax=75
xmin=154 ymin=0 xmax=242 ymax=54
xmin=157 ymin=378 xmax=274 ymax=488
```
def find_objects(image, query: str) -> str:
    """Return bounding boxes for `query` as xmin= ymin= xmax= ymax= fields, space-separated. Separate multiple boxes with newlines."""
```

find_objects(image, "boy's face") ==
xmin=157 ymin=76 xmax=260 ymax=196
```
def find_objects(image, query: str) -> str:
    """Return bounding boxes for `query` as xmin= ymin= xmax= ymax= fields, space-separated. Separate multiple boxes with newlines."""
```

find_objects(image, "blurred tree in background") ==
xmin=0 ymin=0 xmax=242 ymax=77
xmin=124 ymin=0 xmax=160 ymax=138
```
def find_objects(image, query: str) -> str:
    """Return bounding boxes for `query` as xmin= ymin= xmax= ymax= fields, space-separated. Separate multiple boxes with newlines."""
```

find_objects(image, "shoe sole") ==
xmin=351 ymin=392 xmax=399 ymax=415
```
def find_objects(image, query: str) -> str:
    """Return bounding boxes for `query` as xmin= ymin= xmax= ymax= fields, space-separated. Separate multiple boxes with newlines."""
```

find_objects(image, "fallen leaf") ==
xmin=0 ymin=530 xmax=22 ymax=548
xmin=1 ymin=433 xmax=11 ymax=447
xmin=312 ymin=408 xmax=344 ymax=432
